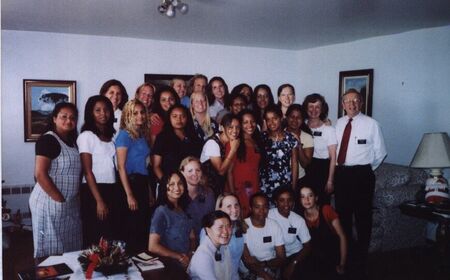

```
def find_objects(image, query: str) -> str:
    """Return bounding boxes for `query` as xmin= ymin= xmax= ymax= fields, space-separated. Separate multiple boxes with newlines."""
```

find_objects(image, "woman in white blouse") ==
xmin=77 ymin=95 xmax=118 ymax=246
xmin=189 ymin=210 xmax=237 ymax=280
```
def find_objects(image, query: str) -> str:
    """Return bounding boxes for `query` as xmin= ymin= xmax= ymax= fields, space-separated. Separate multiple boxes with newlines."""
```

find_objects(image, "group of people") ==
xmin=29 ymin=74 xmax=386 ymax=279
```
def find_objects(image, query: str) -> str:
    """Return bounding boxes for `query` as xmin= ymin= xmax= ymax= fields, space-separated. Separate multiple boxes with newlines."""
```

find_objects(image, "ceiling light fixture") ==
xmin=158 ymin=0 xmax=188 ymax=18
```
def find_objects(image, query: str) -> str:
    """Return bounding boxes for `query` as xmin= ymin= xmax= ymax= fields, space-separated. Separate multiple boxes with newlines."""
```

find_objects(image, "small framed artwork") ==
xmin=23 ymin=79 xmax=76 ymax=142
xmin=338 ymin=69 xmax=374 ymax=117
xmin=144 ymin=74 xmax=193 ymax=91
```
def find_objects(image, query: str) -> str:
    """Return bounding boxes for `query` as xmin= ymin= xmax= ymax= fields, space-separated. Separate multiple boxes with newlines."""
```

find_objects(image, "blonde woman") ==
xmin=135 ymin=82 xmax=155 ymax=113
xmin=115 ymin=99 xmax=151 ymax=254
xmin=190 ymin=91 xmax=219 ymax=142
xmin=180 ymin=156 xmax=215 ymax=237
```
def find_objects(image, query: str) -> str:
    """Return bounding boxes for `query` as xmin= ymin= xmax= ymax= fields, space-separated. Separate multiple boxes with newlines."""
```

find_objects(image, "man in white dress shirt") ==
xmin=335 ymin=88 xmax=387 ymax=272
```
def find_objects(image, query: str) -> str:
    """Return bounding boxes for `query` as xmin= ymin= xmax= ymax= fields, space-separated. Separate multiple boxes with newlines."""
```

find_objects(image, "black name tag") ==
xmin=235 ymin=231 xmax=243 ymax=238
xmin=357 ymin=139 xmax=367 ymax=144
xmin=313 ymin=131 xmax=322 ymax=137
xmin=288 ymin=227 xmax=297 ymax=234
xmin=263 ymin=236 xmax=272 ymax=243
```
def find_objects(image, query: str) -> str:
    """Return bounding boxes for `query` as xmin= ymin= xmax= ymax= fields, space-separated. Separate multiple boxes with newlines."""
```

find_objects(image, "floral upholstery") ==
xmin=370 ymin=163 xmax=428 ymax=252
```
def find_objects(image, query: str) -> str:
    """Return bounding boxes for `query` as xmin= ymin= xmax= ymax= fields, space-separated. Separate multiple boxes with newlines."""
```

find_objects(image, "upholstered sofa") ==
xmin=369 ymin=163 xmax=428 ymax=252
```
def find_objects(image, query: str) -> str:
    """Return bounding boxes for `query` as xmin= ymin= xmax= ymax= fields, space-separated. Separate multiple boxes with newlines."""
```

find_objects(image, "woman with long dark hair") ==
xmin=149 ymin=171 xmax=196 ymax=269
xmin=251 ymin=84 xmax=275 ymax=132
xmin=227 ymin=109 xmax=263 ymax=217
xmin=77 ymin=95 xmax=117 ymax=246
xmin=149 ymin=86 xmax=179 ymax=146
xmin=29 ymin=102 xmax=82 ymax=259
xmin=200 ymin=113 xmax=240 ymax=196
xmin=277 ymin=84 xmax=296 ymax=120
xmin=99 ymin=79 xmax=128 ymax=133
xmin=206 ymin=76 xmax=229 ymax=121
xmin=152 ymin=104 xmax=202 ymax=181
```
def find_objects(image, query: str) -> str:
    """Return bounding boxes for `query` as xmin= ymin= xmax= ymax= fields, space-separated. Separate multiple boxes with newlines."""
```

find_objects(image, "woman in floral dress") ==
xmin=260 ymin=105 xmax=298 ymax=205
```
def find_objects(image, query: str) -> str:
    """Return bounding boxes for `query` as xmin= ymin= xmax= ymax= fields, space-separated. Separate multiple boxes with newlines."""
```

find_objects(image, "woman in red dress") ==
xmin=227 ymin=109 xmax=263 ymax=217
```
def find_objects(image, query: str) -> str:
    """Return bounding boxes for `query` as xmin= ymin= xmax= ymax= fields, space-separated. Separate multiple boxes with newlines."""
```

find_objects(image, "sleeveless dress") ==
xmin=29 ymin=131 xmax=82 ymax=258
xmin=227 ymin=142 xmax=261 ymax=218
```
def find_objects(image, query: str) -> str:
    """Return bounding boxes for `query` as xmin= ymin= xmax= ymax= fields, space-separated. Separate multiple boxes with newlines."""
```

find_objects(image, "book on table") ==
xmin=132 ymin=252 xmax=165 ymax=272
xmin=18 ymin=263 xmax=73 ymax=280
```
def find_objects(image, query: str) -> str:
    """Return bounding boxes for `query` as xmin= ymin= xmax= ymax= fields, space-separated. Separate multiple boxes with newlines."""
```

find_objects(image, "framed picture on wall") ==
xmin=338 ymin=69 xmax=373 ymax=117
xmin=144 ymin=74 xmax=193 ymax=91
xmin=23 ymin=79 xmax=76 ymax=142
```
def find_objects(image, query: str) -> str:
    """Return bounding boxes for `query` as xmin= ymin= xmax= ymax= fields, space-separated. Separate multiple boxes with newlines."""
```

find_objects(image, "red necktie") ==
xmin=337 ymin=118 xmax=352 ymax=165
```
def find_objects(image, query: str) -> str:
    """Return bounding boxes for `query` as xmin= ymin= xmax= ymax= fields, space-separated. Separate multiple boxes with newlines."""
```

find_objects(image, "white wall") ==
xmin=2 ymin=26 xmax=450 ymax=186
xmin=1 ymin=30 xmax=298 ymax=185
xmin=294 ymin=25 xmax=450 ymax=166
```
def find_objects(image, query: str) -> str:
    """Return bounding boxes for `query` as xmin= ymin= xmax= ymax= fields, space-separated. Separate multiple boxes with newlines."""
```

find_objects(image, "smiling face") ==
xmin=53 ymin=107 xmax=77 ymax=135
xmin=219 ymin=195 xmax=241 ymax=221
xmin=191 ymin=93 xmax=207 ymax=114
xmin=173 ymin=79 xmax=187 ymax=99
xmin=276 ymin=191 xmax=294 ymax=218
xmin=265 ymin=111 xmax=282 ymax=133
xmin=181 ymin=160 xmax=202 ymax=186
xmin=300 ymin=187 xmax=318 ymax=210
xmin=286 ymin=109 xmax=303 ymax=131
xmin=307 ymin=100 xmax=322 ymax=120
xmin=206 ymin=217 xmax=232 ymax=246
xmin=342 ymin=92 xmax=362 ymax=118
xmin=167 ymin=173 xmax=185 ymax=202
xmin=169 ymin=107 xmax=187 ymax=130
xmin=230 ymin=96 xmax=246 ymax=115
xmin=132 ymin=104 xmax=146 ymax=127
xmin=279 ymin=87 xmax=295 ymax=108
xmin=211 ymin=80 xmax=225 ymax=101
xmin=224 ymin=119 xmax=240 ymax=140
xmin=241 ymin=113 xmax=256 ymax=136
xmin=193 ymin=77 xmax=207 ymax=93
xmin=137 ymin=85 xmax=154 ymax=108
xmin=93 ymin=101 xmax=111 ymax=127
xmin=256 ymin=88 xmax=270 ymax=109
xmin=160 ymin=91 xmax=176 ymax=112
xmin=104 ymin=85 xmax=122 ymax=111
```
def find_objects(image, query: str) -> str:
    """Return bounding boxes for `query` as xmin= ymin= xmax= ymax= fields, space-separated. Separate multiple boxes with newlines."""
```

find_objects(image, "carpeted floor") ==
xmin=3 ymin=228 xmax=449 ymax=280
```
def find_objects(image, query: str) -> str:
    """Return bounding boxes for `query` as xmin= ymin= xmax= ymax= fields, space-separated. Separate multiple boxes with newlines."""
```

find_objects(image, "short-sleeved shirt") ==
xmin=298 ymin=131 xmax=314 ymax=179
xmin=268 ymin=208 xmax=311 ymax=257
xmin=310 ymin=124 xmax=337 ymax=159
xmin=77 ymin=131 xmax=116 ymax=184
xmin=305 ymin=205 xmax=339 ymax=231
xmin=200 ymin=134 xmax=222 ymax=163
xmin=186 ymin=188 xmax=215 ymax=237
xmin=152 ymin=130 xmax=202 ymax=176
xmin=36 ymin=134 xmax=62 ymax=159
xmin=150 ymin=205 xmax=193 ymax=254
xmin=115 ymin=129 xmax=150 ymax=175
xmin=244 ymin=217 xmax=284 ymax=261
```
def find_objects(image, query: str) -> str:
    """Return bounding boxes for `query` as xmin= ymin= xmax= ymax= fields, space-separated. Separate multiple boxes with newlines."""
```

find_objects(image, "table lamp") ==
xmin=410 ymin=132 xmax=450 ymax=203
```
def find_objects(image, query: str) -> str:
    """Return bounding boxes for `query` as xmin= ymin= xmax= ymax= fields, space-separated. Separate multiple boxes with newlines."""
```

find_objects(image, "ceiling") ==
xmin=2 ymin=0 xmax=450 ymax=50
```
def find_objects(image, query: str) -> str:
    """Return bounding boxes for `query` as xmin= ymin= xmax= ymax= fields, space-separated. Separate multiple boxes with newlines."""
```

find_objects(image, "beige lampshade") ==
xmin=410 ymin=132 xmax=450 ymax=169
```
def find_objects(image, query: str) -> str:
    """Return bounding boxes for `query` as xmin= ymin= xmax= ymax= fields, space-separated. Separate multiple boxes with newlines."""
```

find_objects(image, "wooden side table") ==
xmin=400 ymin=201 xmax=450 ymax=272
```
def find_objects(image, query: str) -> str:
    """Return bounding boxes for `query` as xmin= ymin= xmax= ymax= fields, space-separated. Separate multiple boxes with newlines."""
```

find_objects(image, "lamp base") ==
xmin=425 ymin=174 xmax=449 ymax=204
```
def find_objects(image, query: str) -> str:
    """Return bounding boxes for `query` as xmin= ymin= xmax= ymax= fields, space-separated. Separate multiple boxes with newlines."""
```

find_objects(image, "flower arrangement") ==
xmin=78 ymin=237 xmax=129 ymax=278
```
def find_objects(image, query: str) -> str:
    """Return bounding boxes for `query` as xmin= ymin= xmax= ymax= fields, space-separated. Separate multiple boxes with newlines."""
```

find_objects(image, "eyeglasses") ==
xmin=343 ymin=98 xmax=361 ymax=104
